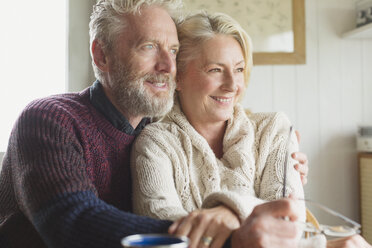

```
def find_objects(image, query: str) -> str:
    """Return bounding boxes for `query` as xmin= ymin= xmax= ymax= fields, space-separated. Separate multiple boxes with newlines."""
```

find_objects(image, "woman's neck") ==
xmin=192 ymin=120 xmax=227 ymax=159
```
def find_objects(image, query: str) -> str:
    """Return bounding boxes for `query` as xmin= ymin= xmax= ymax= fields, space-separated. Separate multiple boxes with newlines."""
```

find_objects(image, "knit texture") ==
xmin=0 ymin=88 xmax=171 ymax=248
xmin=131 ymin=100 xmax=305 ymax=222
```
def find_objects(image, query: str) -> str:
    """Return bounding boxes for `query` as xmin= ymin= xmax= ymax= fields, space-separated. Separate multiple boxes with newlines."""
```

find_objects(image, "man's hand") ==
xmin=293 ymin=130 xmax=309 ymax=185
xmin=231 ymin=199 xmax=301 ymax=248
xmin=168 ymin=205 xmax=240 ymax=248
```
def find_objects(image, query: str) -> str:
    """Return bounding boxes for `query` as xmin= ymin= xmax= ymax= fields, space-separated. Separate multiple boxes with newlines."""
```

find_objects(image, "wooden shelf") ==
xmin=359 ymin=153 xmax=372 ymax=244
xmin=342 ymin=22 xmax=372 ymax=39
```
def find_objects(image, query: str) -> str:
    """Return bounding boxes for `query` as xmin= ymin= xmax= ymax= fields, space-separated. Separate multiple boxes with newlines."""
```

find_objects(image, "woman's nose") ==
xmin=222 ymin=72 xmax=238 ymax=92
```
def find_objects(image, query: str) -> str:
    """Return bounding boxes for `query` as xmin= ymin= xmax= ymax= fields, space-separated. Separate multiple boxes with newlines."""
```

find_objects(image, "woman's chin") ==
xmin=210 ymin=111 xmax=234 ymax=123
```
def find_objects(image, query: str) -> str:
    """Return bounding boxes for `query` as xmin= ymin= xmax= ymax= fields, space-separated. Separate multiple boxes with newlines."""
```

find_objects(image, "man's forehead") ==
xmin=123 ymin=7 xmax=179 ymax=44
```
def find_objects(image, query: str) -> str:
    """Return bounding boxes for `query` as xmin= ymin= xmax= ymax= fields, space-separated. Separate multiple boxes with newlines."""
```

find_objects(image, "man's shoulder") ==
xmin=24 ymin=88 xmax=88 ymax=112
xmin=17 ymin=89 xmax=93 ymax=127
xmin=27 ymin=89 xmax=89 ymax=110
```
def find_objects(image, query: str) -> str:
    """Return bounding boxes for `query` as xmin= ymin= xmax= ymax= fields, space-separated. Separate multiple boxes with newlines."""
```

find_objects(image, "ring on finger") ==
xmin=201 ymin=236 xmax=213 ymax=246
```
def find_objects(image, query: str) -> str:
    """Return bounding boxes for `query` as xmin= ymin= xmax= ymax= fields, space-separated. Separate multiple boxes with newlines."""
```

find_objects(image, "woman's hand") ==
xmin=327 ymin=235 xmax=372 ymax=248
xmin=293 ymin=130 xmax=309 ymax=185
xmin=168 ymin=205 xmax=240 ymax=248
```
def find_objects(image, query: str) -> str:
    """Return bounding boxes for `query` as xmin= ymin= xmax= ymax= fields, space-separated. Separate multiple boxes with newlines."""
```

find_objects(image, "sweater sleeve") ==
xmin=131 ymin=127 xmax=189 ymax=221
xmin=7 ymin=101 xmax=171 ymax=248
xmin=201 ymin=191 xmax=265 ymax=221
xmin=254 ymin=112 xmax=306 ymax=221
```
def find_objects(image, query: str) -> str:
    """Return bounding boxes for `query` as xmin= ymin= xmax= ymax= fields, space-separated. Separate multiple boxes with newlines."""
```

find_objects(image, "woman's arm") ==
xmin=254 ymin=113 xmax=306 ymax=220
xmin=131 ymin=128 xmax=189 ymax=221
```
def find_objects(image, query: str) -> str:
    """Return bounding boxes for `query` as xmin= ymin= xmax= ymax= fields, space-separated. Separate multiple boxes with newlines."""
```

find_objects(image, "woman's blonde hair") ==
xmin=176 ymin=11 xmax=253 ymax=90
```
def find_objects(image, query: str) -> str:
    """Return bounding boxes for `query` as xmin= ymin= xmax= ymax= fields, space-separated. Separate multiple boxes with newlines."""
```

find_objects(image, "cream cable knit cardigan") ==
xmin=131 ymin=100 xmax=306 ymax=223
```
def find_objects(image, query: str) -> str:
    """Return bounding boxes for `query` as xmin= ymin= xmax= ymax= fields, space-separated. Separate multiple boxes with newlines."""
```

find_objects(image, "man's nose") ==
xmin=155 ymin=49 xmax=176 ymax=74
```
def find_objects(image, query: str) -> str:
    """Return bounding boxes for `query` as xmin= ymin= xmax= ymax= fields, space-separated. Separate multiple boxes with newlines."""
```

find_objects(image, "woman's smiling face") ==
xmin=177 ymin=34 xmax=245 ymax=126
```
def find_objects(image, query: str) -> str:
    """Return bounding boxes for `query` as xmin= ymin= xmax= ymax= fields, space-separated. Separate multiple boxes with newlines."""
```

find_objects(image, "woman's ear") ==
xmin=92 ymin=39 xmax=109 ymax=72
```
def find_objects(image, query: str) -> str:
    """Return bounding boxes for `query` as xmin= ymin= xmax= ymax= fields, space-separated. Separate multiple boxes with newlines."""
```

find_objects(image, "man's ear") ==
xmin=92 ymin=40 xmax=109 ymax=72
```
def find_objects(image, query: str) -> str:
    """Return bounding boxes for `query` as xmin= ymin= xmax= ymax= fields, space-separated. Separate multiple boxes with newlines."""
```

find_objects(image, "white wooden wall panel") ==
xmin=314 ymin=0 xmax=345 ymax=222
xmin=294 ymin=0 xmax=320 ymax=200
xmin=242 ymin=0 xmax=372 ymax=223
xmin=243 ymin=66 xmax=274 ymax=112
xmin=363 ymin=40 xmax=372 ymax=124
xmin=338 ymin=37 xmax=364 ymax=221
xmin=272 ymin=66 xmax=297 ymax=123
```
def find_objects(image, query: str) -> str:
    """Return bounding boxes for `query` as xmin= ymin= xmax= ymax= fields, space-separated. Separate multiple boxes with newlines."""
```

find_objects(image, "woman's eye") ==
xmin=208 ymin=68 xmax=221 ymax=73
xmin=236 ymin=67 xmax=244 ymax=72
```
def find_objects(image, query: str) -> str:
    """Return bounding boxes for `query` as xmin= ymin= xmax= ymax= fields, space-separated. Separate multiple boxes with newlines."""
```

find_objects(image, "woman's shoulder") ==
xmin=247 ymin=111 xmax=290 ymax=123
xmin=145 ymin=115 xmax=182 ymax=134
xmin=134 ymin=117 xmax=184 ymax=147
xmin=131 ymin=116 xmax=192 ymax=164
xmin=247 ymin=111 xmax=291 ymax=134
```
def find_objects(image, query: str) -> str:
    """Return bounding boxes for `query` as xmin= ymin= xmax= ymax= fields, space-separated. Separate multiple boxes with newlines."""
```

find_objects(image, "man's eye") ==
xmin=170 ymin=48 xmax=178 ymax=55
xmin=144 ymin=44 xmax=154 ymax=50
xmin=208 ymin=68 xmax=221 ymax=72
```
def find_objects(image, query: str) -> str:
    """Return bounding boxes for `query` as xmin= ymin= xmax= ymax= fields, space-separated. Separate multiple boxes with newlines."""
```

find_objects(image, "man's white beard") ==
xmin=110 ymin=60 xmax=176 ymax=118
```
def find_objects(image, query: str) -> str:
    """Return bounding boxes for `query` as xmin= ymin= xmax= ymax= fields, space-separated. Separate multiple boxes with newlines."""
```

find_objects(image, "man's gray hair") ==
xmin=89 ymin=0 xmax=183 ymax=82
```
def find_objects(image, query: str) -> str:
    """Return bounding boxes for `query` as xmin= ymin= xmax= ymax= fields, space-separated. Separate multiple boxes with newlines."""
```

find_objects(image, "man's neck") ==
xmin=125 ymin=115 xmax=143 ymax=130
xmin=100 ymin=82 xmax=143 ymax=130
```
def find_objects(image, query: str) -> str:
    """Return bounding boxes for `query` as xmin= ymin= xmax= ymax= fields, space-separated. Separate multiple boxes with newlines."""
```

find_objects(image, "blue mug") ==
xmin=121 ymin=234 xmax=189 ymax=248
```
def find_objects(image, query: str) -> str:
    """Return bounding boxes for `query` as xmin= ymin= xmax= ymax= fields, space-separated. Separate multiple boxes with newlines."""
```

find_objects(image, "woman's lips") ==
xmin=210 ymin=96 xmax=233 ymax=103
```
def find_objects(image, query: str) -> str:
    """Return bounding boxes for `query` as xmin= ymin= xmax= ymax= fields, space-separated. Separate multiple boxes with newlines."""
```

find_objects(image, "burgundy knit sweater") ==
xmin=0 ymin=88 xmax=171 ymax=248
